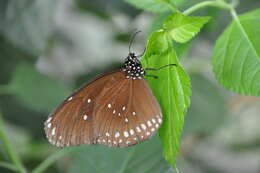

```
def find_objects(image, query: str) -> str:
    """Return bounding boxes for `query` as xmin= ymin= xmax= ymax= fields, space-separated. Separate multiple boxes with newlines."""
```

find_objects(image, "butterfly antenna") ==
xmin=137 ymin=47 xmax=146 ymax=58
xmin=129 ymin=30 xmax=142 ymax=53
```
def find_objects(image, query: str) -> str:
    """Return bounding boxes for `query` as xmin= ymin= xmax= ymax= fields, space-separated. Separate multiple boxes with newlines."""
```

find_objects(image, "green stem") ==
xmin=32 ymin=148 xmax=77 ymax=173
xmin=183 ymin=0 xmax=232 ymax=15
xmin=0 ymin=161 xmax=18 ymax=172
xmin=0 ymin=112 xmax=27 ymax=173
xmin=0 ymin=85 xmax=12 ymax=95
xmin=165 ymin=1 xmax=178 ymax=12
xmin=230 ymin=7 xmax=240 ymax=24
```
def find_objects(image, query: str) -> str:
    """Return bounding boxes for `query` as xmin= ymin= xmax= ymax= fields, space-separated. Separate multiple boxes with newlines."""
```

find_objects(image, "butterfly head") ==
xmin=123 ymin=52 xmax=144 ymax=80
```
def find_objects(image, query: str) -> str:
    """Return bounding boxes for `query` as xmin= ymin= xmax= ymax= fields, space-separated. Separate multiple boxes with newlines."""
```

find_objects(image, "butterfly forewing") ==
xmin=46 ymin=98 xmax=95 ymax=147
xmin=44 ymin=70 xmax=123 ymax=147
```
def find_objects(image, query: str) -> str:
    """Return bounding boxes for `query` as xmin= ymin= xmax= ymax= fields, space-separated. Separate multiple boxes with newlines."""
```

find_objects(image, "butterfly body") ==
xmin=123 ymin=53 xmax=145 ymax=79
xmin=44 ymin=53 xmax=163 ymax=148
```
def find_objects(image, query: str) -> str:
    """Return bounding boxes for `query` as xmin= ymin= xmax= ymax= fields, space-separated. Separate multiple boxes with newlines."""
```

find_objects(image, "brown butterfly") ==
xmin=44 ymin=32 xmax=176 ymax=148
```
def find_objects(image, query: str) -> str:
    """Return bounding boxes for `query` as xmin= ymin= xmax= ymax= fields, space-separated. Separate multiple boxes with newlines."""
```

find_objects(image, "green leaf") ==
xmin=7 ymin=63 xmax=71 ymax=112
xmin=125 ymin=0 xmax=176 ymax=13
xmin=212 ymin=9 xmax=260 ymax=96
xmin=143 ymin=31 xmax=169 ymax=56
xmin=149 ymin=13 xmax=193 ymax=59
xmin=163 ymin=13 xmax=210 ymax=43
xmin=141 ymin=31 xmax=191 ymax=167
xmin=69 ymin=137 xmax=172 ymax=173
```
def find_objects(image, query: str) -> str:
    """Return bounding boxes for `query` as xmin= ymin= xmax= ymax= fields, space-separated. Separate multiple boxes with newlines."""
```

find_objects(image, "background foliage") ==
xmin=0 ymin=0 xmax=260 ymax=173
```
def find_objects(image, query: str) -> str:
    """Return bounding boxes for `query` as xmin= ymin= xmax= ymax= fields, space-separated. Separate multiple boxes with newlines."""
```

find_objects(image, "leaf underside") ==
xmin=212 ymin=9 xmax=260 ymax=96
xmin=69 ymin=137 xmax=173 ymax=173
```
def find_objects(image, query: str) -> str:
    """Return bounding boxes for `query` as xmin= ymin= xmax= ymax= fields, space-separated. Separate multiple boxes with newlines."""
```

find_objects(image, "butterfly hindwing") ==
xmin=94 ymin=77 xmax=162 ymax=147
xmin=132 ymin=79 xmax=162 ymax=142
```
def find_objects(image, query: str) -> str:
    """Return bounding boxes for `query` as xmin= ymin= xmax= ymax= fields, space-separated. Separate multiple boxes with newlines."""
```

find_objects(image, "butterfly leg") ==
xmin=144 ymin=74 xmax=158 ymax=79
xmin=144 ymin=64 xmax=177 ymax=71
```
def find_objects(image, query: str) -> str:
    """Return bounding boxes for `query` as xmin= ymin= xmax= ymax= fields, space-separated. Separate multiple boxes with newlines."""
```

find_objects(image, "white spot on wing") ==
xmin=47 ymin=123 xmax=51 ymax=128
xmin=105 ymin=132 xmax=110 ymax=136
xmin=124 ymin=131 xmax=129 ymax=137
xmin=68 ymin=97 xmax=73 ymax=101
xmin=132 ymin=112 xmax=136 ymax=115
xmin=146 ymin=132 xmax=151 ymax=136
xmin=51 ymin=127 xmax=56 ymax=136
xmin=108 ymin=104 xmax=112 ymax=108
xmin=46 ymin=117 xmax=52 ymax=123
xmin=141 ymin=124 xmax=147 ymax=130
xmin=151 ymin=128 xmax=155 ymax=132
xmin=136 ymin=126 xmax=141 ymax=132
xmin=152 ymin=119 xmax=156 ymax=124
xmin=113 ymin=110 xmax=116 ymax=114
xmin=87 ymin=98 xmax=91 ymax=103
xmin=125 ymin=118 xmax=128 ymax=122
xmin=122 ymin=106 xmax=126 ymax=111
xmin=158 ymin=118 xmax=162 ymax=124
xmin=155 ymin=123 xmax=159 ymax=128
xmin=115 ymin=132 xmax=120 ymax=138
xmin=83 ymin=115 xmax=88 ymax=120
xmin=130 ymin=129 xmax=134 ymax=135
xmin=147 ymin=120 xmax=152 ymax=127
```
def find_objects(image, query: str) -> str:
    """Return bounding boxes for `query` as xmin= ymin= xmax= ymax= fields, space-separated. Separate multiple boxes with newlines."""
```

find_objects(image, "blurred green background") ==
xmin=0 ymin=0 xmax=260 ymax=173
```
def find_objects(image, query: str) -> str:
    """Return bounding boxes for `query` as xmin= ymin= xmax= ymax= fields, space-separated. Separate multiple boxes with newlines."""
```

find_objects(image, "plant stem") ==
xmin=230 ymin=7 xmax=240 ymax=23
xmin=165 ymin=1 xmax=178 ymax=12
xmin=183 ymin=0 xmax=232 ymax=15
xmin=32 ymin=148 xmax=77 ymax=173
xmin=0 ymin=161 xmax=18 ymax=172
xmin=0 ymin=112 xmax=27 ymax=173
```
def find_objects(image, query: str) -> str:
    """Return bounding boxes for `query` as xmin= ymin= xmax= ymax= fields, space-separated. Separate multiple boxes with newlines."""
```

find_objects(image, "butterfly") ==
xmin=44 ymin=32 xmax=176 ymax=148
